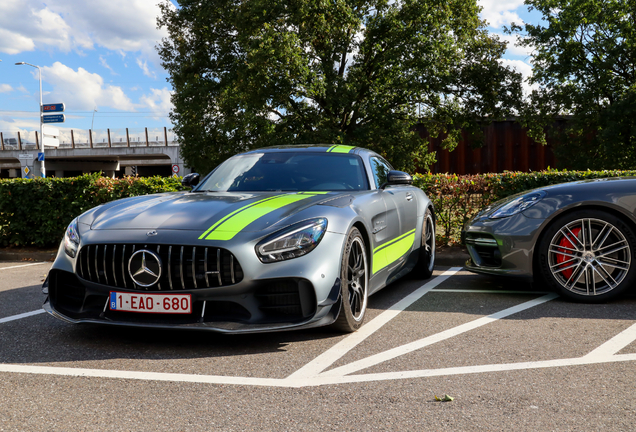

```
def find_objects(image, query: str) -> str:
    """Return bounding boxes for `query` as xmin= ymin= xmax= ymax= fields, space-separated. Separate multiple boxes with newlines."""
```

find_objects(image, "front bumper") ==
xmin=462 ymin=213 xmax=547 ymax=278
xmin=44 ymin=269 xmax=341 ymax=333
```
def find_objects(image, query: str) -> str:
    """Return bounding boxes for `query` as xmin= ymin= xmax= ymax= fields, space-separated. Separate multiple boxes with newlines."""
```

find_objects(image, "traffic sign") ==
xmin=38 ymin=152 xmax=45 ymax=162
xmin=172 ymin=164 xmax=180 ymax=174
xmin=42 ymin=114 xmax=65 ymax=124
xmin=43 ymin=136 xmax=60 ymax=147
xmin=23 ymin=166 xmax=30 ymax=176
xmin=42 ymin=125 xmax=59 ymax=136
xmin=42 ymin=103 xmax=65 ymax=113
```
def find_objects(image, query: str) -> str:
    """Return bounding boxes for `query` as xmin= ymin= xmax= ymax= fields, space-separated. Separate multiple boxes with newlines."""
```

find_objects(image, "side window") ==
xmin=370 ymin=157 xmax=393 ymax=189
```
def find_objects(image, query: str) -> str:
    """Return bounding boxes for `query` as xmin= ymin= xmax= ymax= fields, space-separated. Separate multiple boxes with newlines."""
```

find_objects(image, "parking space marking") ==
xmin=0 ymin=309 xmax=46 ymax=324
xmin=2 ymin=269 xmax=636 ymax=388
xmin=321 ymin=293 xmax=559 ymax=377
xmin=287 ymin=267 xmax=462 ymax=380
xmin=0 ymin=262 xmax=50 ymax=271
xmin=584 ymin=321 xmax=636 ymax=359
xmin=292 ymin=353 xmax=636 ymax=387
xmin=434 ymin=289 xmax=551 ymax=294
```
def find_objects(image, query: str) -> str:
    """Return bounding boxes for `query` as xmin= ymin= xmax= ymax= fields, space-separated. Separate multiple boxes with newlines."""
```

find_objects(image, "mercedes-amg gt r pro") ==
xmin=44 ymin=145 xmax=436 ymax=333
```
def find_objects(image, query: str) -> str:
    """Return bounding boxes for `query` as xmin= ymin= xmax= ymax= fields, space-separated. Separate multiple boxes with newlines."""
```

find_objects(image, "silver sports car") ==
xmin=463 ymin=177 xmax=636 ymax=303
xmin=43 ymin=145 xmax=436 ymax=333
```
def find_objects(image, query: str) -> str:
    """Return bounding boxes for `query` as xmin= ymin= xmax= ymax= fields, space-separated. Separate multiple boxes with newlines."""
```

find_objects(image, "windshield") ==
xmin=197 ymin=152 xmax=369 ymax=192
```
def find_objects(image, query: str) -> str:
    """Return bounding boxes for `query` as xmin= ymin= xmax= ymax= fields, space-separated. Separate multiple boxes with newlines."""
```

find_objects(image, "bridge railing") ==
xmin=0 ymin=127 xmax=178 ymax=151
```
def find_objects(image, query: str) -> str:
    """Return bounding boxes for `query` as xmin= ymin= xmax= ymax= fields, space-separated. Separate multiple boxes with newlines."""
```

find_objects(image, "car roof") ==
xmin=241 ymin=144 xmax=380 ymax=158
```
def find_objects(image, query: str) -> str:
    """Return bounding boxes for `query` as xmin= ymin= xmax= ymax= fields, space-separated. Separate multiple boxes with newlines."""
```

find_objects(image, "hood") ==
xmin=88 ymin=191 xmax=342 ymax=237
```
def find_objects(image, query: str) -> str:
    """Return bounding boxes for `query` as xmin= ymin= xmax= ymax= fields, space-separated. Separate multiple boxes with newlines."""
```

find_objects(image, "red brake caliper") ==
xmin=557 ymin=228 xmax=581 ymax=279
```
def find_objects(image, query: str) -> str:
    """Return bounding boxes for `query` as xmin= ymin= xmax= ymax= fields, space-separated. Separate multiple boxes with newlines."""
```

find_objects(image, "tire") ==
xmin=411 ymin=208 xmax=436 ymax=280
xmin=332 ymin=227 xmax=369 ymax=332
xmin=537 ymin=209 xmax=636 ymax=303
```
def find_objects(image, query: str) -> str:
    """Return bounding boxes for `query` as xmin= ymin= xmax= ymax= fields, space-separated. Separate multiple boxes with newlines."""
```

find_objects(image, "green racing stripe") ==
xmin=372 ymin=229 xmax=417 ymax=274
xmin=326 ymin=145 xmax=355 ymax=153
xmin=200 ymin=192 xmax=327 ymax=241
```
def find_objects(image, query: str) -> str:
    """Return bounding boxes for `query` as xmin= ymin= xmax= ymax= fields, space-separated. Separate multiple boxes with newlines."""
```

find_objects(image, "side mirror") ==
xmin=181 ymin=173 xmax=200 ymax=188
xmin=381 ymin=171 xmax=412 ymax=189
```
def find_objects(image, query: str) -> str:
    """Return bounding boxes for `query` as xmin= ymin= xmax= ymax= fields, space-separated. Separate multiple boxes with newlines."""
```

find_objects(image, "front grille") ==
xmin=465 ymin=235 xmax=502 ymax=267
xmin=77 ymin=244 xmax=244 ymax=291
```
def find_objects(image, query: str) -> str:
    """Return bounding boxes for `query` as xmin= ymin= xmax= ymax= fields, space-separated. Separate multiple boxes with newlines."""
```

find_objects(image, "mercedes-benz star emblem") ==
xmin=147 ymin=230 xmax=158 ymax=237
xmin=128 ymin=250 xmax=162 ymax=287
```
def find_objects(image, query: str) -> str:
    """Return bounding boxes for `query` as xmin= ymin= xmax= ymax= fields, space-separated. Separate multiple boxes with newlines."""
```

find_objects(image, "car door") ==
xmin=368 ymin=157 xmax=416 ymax=280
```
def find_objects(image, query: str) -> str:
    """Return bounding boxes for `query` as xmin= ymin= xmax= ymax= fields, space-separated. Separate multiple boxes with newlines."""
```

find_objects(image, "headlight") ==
xmin=256 ymin=218 xmax=327 ymax=263
xmin=64 ymin=218 xmax=80 ymax=258
xmin=490 ymin=191 xmax=546 ymax=219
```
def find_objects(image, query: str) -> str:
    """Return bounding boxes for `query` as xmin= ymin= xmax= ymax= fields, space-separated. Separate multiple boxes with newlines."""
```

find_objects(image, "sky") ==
xmin=0 ymin=0 xmax=540 ymax=143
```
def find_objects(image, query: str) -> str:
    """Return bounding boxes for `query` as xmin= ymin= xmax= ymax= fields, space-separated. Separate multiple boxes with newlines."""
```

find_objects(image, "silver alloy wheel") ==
xmin=346 ymin=236 xmax=368 ymax=321
xmin=548 ymin=217 xmax=631 ymax=296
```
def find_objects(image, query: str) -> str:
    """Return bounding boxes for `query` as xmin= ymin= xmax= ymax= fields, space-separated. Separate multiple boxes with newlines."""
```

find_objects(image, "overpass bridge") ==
xmin=0 ymin=128 xmax=191 ymax=179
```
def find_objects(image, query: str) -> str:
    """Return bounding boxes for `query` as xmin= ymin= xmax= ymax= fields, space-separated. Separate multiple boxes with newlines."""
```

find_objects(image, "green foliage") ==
xmin=414 ymin=168 xmax=636 ymax=244
xmin=509 ymin=0 xmax=636 ymax=169
xmin=157 ymin=0 xmax=522 ymax=174
xmin=0 ymin=174 xmax=185 ymax=247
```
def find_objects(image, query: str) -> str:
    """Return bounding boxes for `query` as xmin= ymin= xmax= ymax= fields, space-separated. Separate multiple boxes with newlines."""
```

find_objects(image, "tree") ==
xmin=510 ymin=0 xmax=636 ymax=170
xmin=158 ymin=0 xmax=522 ymax=174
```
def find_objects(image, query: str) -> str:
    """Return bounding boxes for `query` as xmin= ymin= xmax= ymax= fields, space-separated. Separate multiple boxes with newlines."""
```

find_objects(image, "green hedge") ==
xmin=414 ymin=169 xmax=636 ymax=245
xmin=0 ymin=174 xmax=186 ymax=247
xmin=2 ymin=169 xmax=635 ymax=248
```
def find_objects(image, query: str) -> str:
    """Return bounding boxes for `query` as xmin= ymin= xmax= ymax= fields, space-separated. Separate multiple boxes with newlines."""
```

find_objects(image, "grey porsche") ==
xmin=43 ymin=145 xmax=436 ymax=333
xmin=463 ymin=177 xmax=636 ymax=303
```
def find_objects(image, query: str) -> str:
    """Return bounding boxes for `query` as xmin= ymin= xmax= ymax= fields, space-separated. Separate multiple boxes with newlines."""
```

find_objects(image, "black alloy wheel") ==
xmin=332 ymin=227 xmax=368 ymax=332
xmin=412 ymin=208 xmax=436 ymax=279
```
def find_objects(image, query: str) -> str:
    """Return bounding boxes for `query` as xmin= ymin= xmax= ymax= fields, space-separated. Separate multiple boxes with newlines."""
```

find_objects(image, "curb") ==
xmin=0 ymin=250 xmax=57 ymax=262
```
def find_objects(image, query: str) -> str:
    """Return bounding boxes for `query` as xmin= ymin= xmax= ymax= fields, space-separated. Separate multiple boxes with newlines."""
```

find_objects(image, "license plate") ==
xmin=109 ymin=292 xmax=192 ymax=314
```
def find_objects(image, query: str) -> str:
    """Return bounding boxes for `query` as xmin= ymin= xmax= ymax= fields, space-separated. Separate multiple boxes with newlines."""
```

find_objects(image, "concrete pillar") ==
xmin=55 ymin=170 xmax=65 ymax=178
xmin=9 ymin=169 xmax=18 ymax=178
xmin=168 ymin=147 xmax=191 ymax=177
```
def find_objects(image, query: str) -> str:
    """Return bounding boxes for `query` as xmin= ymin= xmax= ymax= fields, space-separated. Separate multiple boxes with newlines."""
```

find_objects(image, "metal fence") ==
xmin=0 ymin=127 xmax=179 ymax=150
xmin=420 ymin=120 xmax=558 ymax=174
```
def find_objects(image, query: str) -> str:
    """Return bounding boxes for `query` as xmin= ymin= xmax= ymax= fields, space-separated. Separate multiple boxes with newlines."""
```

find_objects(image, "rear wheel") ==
xmin=332 ymin=227 xmax=368 ymax=332
xmin=412 ymin=208 xmax=436 ymax=279
xmin=537 ymin=210 xmax=636 ymax=302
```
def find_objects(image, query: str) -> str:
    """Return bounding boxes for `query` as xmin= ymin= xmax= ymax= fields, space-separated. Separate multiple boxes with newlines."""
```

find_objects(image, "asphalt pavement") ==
xmin=1 ymin=255 xmax=635 ymax=431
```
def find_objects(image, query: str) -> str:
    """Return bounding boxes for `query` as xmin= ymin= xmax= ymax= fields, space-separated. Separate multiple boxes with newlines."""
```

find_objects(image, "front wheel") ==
xmin=537 ymin=210 xmax=636 ymax=302
xmin=332 ymin=227 xmax=368 ymax=332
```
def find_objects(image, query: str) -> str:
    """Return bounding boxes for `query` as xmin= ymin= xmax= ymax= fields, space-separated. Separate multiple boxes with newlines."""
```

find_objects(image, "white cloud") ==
xmin=500 ymin=59 xmax=537 ymax=95
xmin=0 ymin=84 xmax=13 ymax=93
xmin=139 ymin=87 xmax=173 ymax=114
xmin=493 ymin=33 xmax=534 ymax=59
xmin=41 ymin=62 xmax=136 ymax=111
xmin=136 ymin=58 xmax=156 ymax=79
xmin=0 ymin=0 xmax=169 ymax=62
xmin=478 ymin=0 xmax=525 ymax=28
xmin=99 ymin=56 xmax=118 ymax=75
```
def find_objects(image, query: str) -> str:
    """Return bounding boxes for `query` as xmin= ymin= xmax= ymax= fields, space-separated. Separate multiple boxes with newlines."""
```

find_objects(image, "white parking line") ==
xmin=584 ymin=321 xmax=636 ymax=359
xmin=0 ymin=262 xmax=50 ymax=271
xmin=287 ymin=267 xmax=462 ymax=380
xmin=320 ymin=293 xmax=558 ymax=377
xmin=0 ymin=309 xmax=46 ymax=324
xmin=1 ymin=269 xmax=636 ymax=388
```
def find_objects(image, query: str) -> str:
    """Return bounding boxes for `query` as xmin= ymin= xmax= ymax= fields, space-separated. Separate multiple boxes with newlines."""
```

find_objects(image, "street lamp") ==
xmin=15 ymin=62 xmax=45 ymax=178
